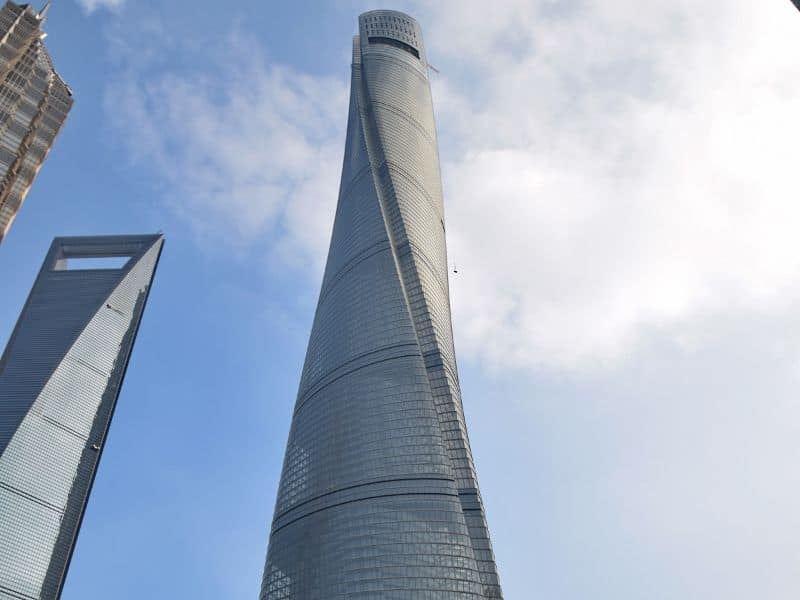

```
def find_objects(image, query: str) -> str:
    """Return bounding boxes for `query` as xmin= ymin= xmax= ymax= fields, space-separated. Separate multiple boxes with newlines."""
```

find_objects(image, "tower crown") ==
xmin=358 ymin=9 xmax=425 ymax=60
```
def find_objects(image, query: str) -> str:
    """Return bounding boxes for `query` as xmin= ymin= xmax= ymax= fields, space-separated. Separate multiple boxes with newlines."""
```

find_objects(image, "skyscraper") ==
xmin=0 ymin=234 xmax=163 ymax=600
xmin=0 ymin=1 xmax=72 ymax=244
xmin=260 ymin=11 xmax=502 ymax=599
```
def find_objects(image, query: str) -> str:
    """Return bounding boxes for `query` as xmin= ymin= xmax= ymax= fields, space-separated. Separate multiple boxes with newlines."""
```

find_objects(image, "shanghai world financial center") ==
xmin=0 ymin=6 xmax=503 ymax=600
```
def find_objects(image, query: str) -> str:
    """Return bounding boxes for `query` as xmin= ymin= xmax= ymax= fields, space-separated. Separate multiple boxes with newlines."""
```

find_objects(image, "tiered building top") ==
xmin=0 ymin=1 xmax=72 ymax=243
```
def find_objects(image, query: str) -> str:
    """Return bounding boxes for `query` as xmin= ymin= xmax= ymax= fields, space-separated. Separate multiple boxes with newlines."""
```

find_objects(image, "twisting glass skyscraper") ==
xmin=0 ymin=234 xmax=163 ymax=600
xmin=0 ymin=1 xmax=73 ymax=244
xmin=261 ymin=11 xmax=502 ymax=599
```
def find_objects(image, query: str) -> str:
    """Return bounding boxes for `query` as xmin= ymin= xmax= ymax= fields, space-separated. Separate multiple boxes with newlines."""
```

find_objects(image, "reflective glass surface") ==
xmin=261 ymin=11 xmax=502 ymax=599
xmin=0 ymin=235 xmax=163 ymax=600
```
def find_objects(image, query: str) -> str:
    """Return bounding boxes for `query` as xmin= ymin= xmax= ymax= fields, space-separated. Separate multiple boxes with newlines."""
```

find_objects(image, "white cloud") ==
xmin=77 ymin=0 xmax=124 ymax=13
xmin=406 ymin=0 xmax=800 ymax=369
xmin=109 ymin=1 xmax=800 ymax=371
xmin=470 ymin=306 xmax=800 ymax=598
xmin=106 ymin=31 xmax=347 ymax=271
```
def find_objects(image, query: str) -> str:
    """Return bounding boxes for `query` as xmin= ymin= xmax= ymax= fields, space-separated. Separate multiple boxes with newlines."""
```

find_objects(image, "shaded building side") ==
xmin=0 ymin=234 xmax=163 ymax=600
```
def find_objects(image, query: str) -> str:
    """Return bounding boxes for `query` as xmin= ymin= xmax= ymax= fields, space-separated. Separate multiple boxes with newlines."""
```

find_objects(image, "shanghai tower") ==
xmin=260 ymin=10 xmax=502 ymax=599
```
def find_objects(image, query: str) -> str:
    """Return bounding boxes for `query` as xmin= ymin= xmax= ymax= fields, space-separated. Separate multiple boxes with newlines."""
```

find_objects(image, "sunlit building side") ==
xmin=0 ymin=234 xmax=163 ymax=600
xmin=0 ymin=1 xmax=72 ymax=244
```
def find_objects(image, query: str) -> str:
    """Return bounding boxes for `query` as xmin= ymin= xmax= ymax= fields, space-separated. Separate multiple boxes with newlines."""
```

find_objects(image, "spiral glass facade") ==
xmin=260 ymin=11 xmax=502 ymax=599
xmin=0 ymin=234 xmax=163 ymax=600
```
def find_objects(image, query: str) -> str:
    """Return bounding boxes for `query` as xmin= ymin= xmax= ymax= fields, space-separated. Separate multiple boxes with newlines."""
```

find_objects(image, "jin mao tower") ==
xmin=0 ymin=1 xmax=72 ymax=244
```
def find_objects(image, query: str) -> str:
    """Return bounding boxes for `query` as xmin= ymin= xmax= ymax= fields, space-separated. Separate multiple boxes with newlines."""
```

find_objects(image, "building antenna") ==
xmin=38 ymin=1 xmax=51 ymax=19
xmin=427 ymin=63 xmax=440 ymax=75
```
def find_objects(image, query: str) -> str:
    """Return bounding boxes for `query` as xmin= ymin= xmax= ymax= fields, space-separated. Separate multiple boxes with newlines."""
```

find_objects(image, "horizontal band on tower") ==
xmin=368 ymin=36 xmax=420 ymax=58
xmin=272 ymin=476 xmax=459 ymax=533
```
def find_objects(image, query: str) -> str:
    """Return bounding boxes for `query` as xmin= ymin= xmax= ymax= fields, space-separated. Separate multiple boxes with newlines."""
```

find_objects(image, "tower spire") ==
xmin=38 ymin=1 xmax=51 ymax=20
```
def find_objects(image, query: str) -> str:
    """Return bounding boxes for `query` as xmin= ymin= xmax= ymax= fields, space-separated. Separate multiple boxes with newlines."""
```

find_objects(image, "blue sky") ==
xmin=1 ymin=0 xmax=800 ymax=598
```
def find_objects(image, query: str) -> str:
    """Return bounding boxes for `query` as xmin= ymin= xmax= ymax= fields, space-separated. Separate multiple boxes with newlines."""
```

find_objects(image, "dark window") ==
xmin=368 ymin=36 xmax=420 ymax=58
